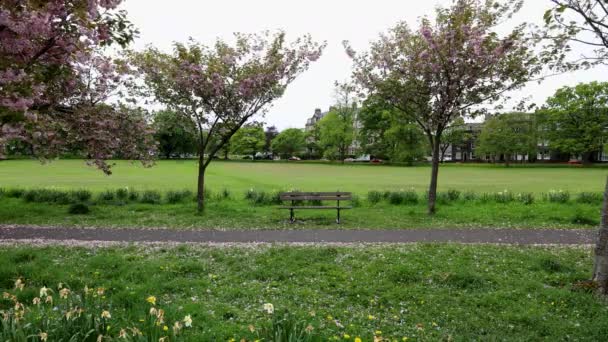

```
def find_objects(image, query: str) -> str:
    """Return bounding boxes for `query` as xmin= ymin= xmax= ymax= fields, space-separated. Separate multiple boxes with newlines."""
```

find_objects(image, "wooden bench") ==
xmin=279 ymin=192 xmax=352 ymax=224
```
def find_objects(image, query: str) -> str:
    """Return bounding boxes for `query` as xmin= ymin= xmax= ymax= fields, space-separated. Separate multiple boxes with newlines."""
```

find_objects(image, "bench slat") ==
xmin=280 ymin=196 xmax=352 ymax=201
xmin=280 ymin=192 xmax=351 ymax=196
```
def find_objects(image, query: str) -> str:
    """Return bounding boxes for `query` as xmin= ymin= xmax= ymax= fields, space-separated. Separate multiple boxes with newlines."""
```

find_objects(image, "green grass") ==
xmin=0 ymin=159 xmax=606 ymax=194
xmin=0 ymin=244 xmax=606 ymax=341
xmin=0 ymin=196 xmax=601 ymax=229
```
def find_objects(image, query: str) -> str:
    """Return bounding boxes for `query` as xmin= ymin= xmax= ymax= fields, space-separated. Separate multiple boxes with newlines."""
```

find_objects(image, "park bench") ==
xmin=279 ymin=192 xmax=352 ymax=224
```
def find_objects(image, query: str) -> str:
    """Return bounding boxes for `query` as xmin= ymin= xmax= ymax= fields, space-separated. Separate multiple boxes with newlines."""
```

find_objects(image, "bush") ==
xmin=115 ymin=188 xmax=129 ymax=201
xmin=545 ymin=190 xmax=570 ymax=203
xmin=462 ymin=191 xmax=478 ymax=202
xmin=516 ymin=192 xmax=535 ymax=205
xmin=245 ymin=189 xmax=283 ymax=206
xmin=127 ymin=188 xmax=140 ymax=201
xmin=576 ymin=192 xmax=603 ymax=204
xmin=367 ymin=191 xmax=383 ymax=204
xmin=141 ymin=190 xmax=162 ymax=204
xmin=351 ymin=194 xmax=361 ymax=207
xmin=6 ymin=188 xmax=25 ymax=198
xmin=479 ymin=193 xmax=493 ymax=203
xmin=0 ymin=282 xmax=194 ymax=341
xmin=69 ymin=189 xmax=92 ymax=202
xmin=388 ymin=190 xmax=418 ymax=205
xmin=571 ymin=213 xmax=598 ymax=226
xmin=166 ymin=190 xmax=193 ymax=204
xmin=23 ymin=189 xmax=71 ymax=204
xmin=218 ymin=188 xmax=231 ymax=200
xmin=494 ymin=190 xmax=514 ymax=203
xmin=245 ymin=188 xmax=257 ymax=200
xmin=447 ymin=189 xmax=461 ymax=202
xmin=97 ymin=190 xmax=115 ymax=202
xmin=68 ymin=203 xmax=90 ymax=215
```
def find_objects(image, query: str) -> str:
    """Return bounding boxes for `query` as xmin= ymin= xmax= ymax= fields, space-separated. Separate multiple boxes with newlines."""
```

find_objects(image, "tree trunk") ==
xmin=428 ymin=139 xmax=441 ymax=215
xmin=197 ymin=153 xmax=207 ymax=213
xmin=505 ymin=154 xmax=510 ymax=167
xmin=593 ymin=176 xmax=608 ymax=295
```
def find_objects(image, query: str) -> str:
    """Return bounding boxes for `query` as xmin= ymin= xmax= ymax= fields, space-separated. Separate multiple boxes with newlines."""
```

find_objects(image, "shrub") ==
xmin=351 ymin=194 xmax=361 ymax=207
xmin=576 ymin=192 xmax=603 ymax=204
xmin=545 ymin=190 xmax=570 ymax=203
xmin=141 ymin=190 xmax=162 ymax=204
xmin=479 ymin=193 xmax=493 ymax=203
xmin=494 ymin=190 xmax=514 ymax=203
xmin=388 ymin=190 xmax=418 ymax=205
xmin=127 ymin=189 xmax=140 ymax=201
xmin=245 ymin=188 xmax=256 ymax=200
xmin=367 ymin=190 xmax=383 ymax=204
xmin=115 ymin=188 xmax=129 ymax=201
xmin=0 ymin=282 xmax=194 ymax=341
xmin=97 ymin=190 xmax=115 ymax=202
xmin=447 ymin=189 xmax=461 ymax=202
xmin=68 ymin=203 xmax=90 ymax=215
xmin=218 ymin=188 xmax=231 ymax=200
xmin=6 ymin=188 xmax=25 ymax=198
xmin=462 ymin=191 xmax=478 ymax=202
xmin=70 ymin=189 xmax=92 ymax=202
xmin=166 ymin=190 xmax=193 ymax=204
xmin=23 ymin=189 xmax=71 ymax=204
xmin=516 ymin=192 xmax=534 ymax=205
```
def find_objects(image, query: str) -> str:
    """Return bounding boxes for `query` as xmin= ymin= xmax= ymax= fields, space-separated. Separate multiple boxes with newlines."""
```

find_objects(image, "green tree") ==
xmin=153 ymin=110 xmax=197 ymax=159
xmin=271 ymin=128 xmax=306 ymax=159
xmin=230 ymin=124 xmax=265 ymax=159
xmin=477 ymin=113 xmax=537 ymax=166
xmin=358 ymin=95 xmax=425 ymax=164
xmin=541 ymin=82 xmax=608 ymax=163
xmin=317 ymin=83 xmax=356 ymax=163
xmin=264 ymin=126 xmax=279 ymax=153
xmin=440 ymin=118 xmax=470 ymax=162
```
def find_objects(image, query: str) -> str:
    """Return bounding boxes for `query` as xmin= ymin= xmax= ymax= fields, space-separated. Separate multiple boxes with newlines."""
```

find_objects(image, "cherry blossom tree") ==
xmin=0 ymin=0 xmax=154 ymax=173
xmin=133 ymin=32 xmax=325 ymax=212
xmin=345 ymin=0 xmax=540 ymax=214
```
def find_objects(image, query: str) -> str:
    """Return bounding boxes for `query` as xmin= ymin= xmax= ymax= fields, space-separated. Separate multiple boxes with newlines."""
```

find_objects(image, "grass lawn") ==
xmin=0 ymin=244 xmax=606 ymax=341
xmin=0 ymin=159 xmax=606 ymax=194
xmin=0 ymin=197 xmax=601 ymax=229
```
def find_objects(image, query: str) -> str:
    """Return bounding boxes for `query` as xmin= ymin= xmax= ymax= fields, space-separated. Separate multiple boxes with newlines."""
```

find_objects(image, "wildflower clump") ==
xmin=0 ymin=280 xmax=193 ymax=341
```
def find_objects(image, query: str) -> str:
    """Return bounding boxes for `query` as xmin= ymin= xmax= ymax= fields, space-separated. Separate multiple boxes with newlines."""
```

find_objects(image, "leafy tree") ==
xmin=230 ymin=124 xmax=266 ymax=159
xmin=132 ymin=32 xmax=324 ymax=212
xmin=542 ymin=0 xmax=608 ymax=68
xmin=540 ymin=82 xmax=608 ymax=163
xmin=440 ymin=118 xmax=470 ymax=162
xmin=317 ymin=84 xmax=356 ymax=163
xmin=264 ymin=126 xmax=279 ymax=153
xmin=304 ymin=125 xmax=323 ymax=159
xmin=477 ymin=113 xmax=537 ymax=166
xmin=153 ymin=110 xmax=197 ymax=159
xmin=358 ymin=95 xmax=425 ymax=163
xmin=271 ymin=128 xmax=306 ymax=159
xmin=0 ymin=0 xmax=153 ymax=173
xmin=346 ymin=0 xmax=540 ymax=214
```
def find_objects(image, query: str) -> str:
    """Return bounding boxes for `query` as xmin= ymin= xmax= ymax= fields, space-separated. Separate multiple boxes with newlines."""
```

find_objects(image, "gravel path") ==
xmin=0 ymin=226 xmax=597 ymax=245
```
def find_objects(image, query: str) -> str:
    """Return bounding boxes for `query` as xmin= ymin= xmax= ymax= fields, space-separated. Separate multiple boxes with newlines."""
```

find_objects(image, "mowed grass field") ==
xmin=0 ymin=159 xmax=605 ymax=193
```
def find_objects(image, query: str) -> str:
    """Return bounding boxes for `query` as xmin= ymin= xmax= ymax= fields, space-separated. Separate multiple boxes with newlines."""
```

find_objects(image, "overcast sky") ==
xmin=121 ymin=0 xmax=608 ymax=130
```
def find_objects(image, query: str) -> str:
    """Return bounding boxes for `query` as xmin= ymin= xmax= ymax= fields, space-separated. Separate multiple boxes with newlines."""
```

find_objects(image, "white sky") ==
xmin=121 ymin=0 xmax=608 ymax=130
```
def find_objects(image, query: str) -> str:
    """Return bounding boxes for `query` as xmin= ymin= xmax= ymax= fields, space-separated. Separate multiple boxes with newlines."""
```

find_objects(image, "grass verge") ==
xmin=0 ymin=244 xmax=606 ymax=341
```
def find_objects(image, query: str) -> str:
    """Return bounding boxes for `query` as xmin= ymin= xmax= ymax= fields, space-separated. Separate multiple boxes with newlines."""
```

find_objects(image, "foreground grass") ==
xmin=0 ymin=244 xmax=607 ymax=341
xmin=0 ymin=159 xmax=606 ymax=194
xmin=0 ymin=197 xmax=600 ymax=229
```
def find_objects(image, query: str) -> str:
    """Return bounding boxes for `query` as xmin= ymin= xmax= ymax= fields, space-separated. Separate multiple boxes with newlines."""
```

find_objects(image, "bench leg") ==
xmin=290 ymin=208 xmax=295 ymax=223
xmin=336 ymin=208 xmax=341 ymax=224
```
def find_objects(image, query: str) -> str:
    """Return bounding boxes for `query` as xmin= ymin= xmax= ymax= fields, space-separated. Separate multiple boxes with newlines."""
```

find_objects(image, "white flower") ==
xmin=263 ymin=303 xmax=274 ymax=314
xmin=101 ymin=310 xmax=111 ymax=319
xmin=183 ymin=314 xmax=193 ymax=327
xmin=40 ymin=286 xmax=49 ymax=297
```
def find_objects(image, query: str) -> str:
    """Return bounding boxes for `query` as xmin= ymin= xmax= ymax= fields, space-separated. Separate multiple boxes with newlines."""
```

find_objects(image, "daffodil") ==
xmin=119 ymin=329 xmax=127 ymax=338
xmin=173 ymin=321 xmax=182 ymax=334
xmin=59 ymin=288 xmax=70 ymax=299
xmin=39 ymin=332 xmax=48 ymax=342
xmin=39 ymin=286 xmax=49 ymax=297
xmin=14 ymin=278 xmax=24 ymax=291
xmin=101 ymin=310 xmax=111 ymax=319
xmin=163 ymin=325 xmax=168 ymax=331
xmin=343 ymin=333 xmax=351 ymax=339
xmin=367 ymin=314 xmax=375 ymax=320
xmin=354 ymin=337 xmax=362 ymax=342
xmin=32 ymin=297 xmax=41 ymax=305
xmin=183 ymin=314 xmax=193 ymax=327
xmin=263 ymin=303 xmax=274 ymax=314
xmin=146 ymin=296 xmax=156 ymax=305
